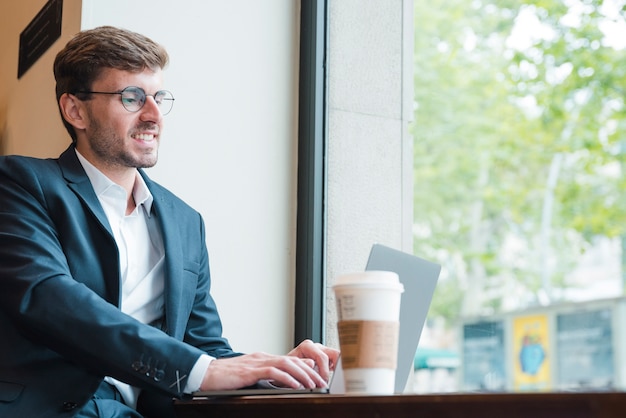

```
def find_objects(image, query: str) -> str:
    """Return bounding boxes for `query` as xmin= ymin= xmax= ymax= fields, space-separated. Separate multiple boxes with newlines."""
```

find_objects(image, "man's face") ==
xmin=75 ymin=67 xmax=165 ymax=175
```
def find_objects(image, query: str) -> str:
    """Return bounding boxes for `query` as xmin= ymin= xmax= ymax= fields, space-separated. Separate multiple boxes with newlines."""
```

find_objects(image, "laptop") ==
xmin=192 ymin=244 xmax=440 ymax=397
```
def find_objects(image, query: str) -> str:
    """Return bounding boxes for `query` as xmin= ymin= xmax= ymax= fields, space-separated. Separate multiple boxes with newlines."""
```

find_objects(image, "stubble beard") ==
xmin=89 ymin=120 xmax=159 ymax=170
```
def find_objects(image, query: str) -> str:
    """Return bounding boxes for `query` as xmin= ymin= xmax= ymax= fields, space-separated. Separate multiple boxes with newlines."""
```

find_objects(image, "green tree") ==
xmin=413 ymin=0 xmax=626 ymax=322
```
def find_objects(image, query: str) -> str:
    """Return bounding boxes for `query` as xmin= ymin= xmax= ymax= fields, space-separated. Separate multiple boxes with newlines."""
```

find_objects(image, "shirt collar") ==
xmin=75 ymin=149 xmax=154 ymax=216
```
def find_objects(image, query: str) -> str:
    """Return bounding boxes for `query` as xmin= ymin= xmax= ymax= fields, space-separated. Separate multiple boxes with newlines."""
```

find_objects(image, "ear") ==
xmin=59 ymin=93 xmax=88 ymax=131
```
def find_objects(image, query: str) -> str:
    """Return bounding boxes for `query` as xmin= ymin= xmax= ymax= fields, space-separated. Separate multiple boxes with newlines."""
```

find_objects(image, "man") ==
xmin=0 ymin=26 xmax=338 ymax=418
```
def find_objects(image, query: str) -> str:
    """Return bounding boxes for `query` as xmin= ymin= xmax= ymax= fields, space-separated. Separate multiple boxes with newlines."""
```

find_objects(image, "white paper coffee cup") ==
xmin=333 ymin=271 xmax=404 ymax=394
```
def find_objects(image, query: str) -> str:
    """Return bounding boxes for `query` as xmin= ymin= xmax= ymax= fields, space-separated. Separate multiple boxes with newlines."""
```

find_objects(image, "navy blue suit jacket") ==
xmin=0 ymin=145 xmax=238 ymax=417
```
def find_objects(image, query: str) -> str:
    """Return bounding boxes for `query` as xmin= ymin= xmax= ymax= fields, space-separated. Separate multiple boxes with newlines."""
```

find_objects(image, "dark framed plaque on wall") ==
xmin=18 ymin=0 xmax=63 ymax=79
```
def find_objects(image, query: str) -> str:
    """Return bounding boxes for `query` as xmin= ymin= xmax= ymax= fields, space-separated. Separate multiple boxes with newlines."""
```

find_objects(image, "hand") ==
xmin=287 ymin=339 xmax=340 ymax=383
xmin=199 ymin=351 xmax=328 ymax=391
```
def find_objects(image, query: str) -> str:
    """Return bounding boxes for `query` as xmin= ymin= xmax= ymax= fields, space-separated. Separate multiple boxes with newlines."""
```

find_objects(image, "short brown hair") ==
xmin=53 ymin=26 xmax=169 ymax=142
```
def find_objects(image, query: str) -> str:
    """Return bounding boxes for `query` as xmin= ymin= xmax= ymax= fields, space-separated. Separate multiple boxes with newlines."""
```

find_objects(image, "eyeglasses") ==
xmin=74 ymin=86 xmax=175 ymax=115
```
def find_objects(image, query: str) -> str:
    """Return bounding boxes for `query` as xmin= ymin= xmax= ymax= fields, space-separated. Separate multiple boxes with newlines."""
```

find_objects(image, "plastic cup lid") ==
xmin=332 ymin=270 xmax=404 ymax=292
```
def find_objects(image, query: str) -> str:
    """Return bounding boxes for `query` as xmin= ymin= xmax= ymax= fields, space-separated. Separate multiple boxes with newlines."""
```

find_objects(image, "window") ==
xmin=413 ymin=0 xmax=626 ymax=392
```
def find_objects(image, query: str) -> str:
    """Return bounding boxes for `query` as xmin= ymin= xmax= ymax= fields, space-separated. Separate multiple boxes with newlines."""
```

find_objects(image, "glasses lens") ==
xmin=155 ymin=90 xmax=175 ymax=115
xmin=120 ymin=87 xmax=146 ymax=112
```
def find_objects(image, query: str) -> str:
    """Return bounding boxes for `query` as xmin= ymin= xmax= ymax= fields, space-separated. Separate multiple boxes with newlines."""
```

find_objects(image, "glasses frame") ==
xmin=74 ymin=86 xmax=175 ymax=115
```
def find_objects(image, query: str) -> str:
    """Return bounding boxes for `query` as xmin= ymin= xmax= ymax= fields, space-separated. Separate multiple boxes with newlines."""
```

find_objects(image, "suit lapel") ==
xmin=58 ymin=146 xmax=121 ymax=303
xmin=143 ymin=177 xmax=189 ymax=340
xmin=58 ymin=146 xmax=114 ymax=236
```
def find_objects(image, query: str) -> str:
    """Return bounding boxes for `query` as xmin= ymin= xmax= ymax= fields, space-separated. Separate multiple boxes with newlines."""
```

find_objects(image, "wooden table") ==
xmin=174 ymin=392 xmax=626 ymax=418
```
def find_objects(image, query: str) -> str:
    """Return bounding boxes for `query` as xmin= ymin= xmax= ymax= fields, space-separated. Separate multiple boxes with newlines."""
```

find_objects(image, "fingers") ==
xmin=278 ymin=356 xmax=326 ymax=389
xmin=259 ymin=355 xmax=321 ymax=389
xmin=200 ymin=352 xmax=327 ymax=392
xmin=288 ymin=339 xmax=341 ymax=382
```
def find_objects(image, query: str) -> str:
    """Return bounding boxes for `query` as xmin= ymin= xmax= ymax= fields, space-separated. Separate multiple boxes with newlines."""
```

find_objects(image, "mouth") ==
xmin=131 ymin=132 xmax=158 ymax=143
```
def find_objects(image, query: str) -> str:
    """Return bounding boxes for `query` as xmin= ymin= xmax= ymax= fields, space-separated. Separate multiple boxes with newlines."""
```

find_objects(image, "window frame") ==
xmin=294 ymin=0 xmax=328 ymax=345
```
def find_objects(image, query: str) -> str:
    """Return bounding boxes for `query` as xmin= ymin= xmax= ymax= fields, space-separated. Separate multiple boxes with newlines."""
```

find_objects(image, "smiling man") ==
xmin=0 ymin=26 xmax=338 ymax=418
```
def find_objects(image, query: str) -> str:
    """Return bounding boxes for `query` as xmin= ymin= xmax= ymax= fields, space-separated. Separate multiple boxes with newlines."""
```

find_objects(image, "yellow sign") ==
xmin=512 ymin=314 xmax=551 ymax=391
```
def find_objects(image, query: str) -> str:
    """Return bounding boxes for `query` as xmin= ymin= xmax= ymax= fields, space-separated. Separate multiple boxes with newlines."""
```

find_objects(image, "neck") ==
xmin=126 ymin=193 xmax=137 ymax=216
xmin=100 ymin=167 xmax=138 ymax=215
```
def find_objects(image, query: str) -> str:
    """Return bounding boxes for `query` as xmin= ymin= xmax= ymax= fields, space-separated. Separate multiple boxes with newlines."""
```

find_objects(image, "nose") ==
xmin=140 ymin=95 xmax=163 ymax=122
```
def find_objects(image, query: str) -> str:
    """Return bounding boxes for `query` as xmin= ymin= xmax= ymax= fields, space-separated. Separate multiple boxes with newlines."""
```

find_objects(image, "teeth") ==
xmin=134 ymin=133 xmax=155 ymax=141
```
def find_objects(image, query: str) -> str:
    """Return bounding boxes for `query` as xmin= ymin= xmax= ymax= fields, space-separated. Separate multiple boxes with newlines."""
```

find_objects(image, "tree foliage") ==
xmin=412 ymin=0 xmax=626 ymax=321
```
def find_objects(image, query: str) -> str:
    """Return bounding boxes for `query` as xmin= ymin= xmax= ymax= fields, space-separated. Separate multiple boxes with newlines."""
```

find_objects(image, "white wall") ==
xmin=81 ymin=0 xmax=300 ymax=354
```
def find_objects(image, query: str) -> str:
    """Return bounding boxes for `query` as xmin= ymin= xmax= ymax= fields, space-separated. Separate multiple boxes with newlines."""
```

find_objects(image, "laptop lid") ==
xmin=365 ymin=244 xmax=441 ymax=393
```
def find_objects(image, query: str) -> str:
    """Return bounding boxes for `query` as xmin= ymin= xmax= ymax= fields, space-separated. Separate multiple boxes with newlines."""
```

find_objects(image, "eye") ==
xmin=154 ymin=92 xmax=165 ymax=105
xmin=121 ymin=87 xmax=146 ymax=107
xmin=122 ymin=95 xmax=140 ymax=105
xmin=154 ymin=91 xmax=173 ymax=105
